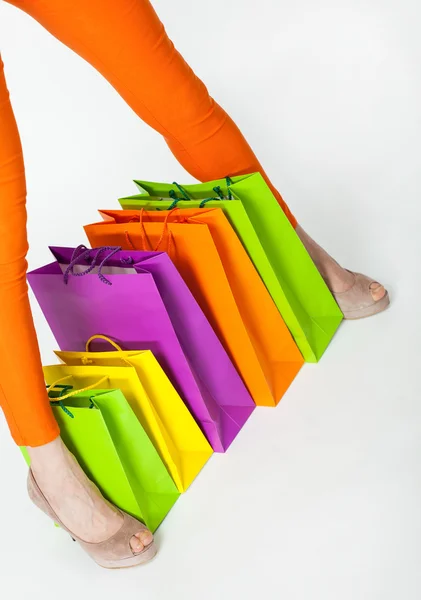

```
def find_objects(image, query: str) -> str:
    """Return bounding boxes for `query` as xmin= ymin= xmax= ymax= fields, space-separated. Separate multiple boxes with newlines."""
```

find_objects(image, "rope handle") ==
xmin=83 ymin=334 xmax=134 ymax=367
xmin=124 ymin=228 xmax=174 ymax=255
xmin=85 ymin=335 xmax=123 ymax=353
xmin=134 ymin=208 xmax=152 ymax=251
xmin=168 ymin=190 xmax=180 ymax=210
xmin=212 ymin=186 xmax=225 ymax=199
xmin=226 ymin=176 xmax=233 ymax=199
xmin=169 ymin=179 xmax=232 ymax=204
xmin=172 ymin=182 xmax=191 ymax=200
xmin=124 ymin=207 xmax=175 ymax=255
xmin=48 ymin=384 xmax=75 ymax=418
xmin=172 ymin=179 xmax=232 ymax=201
xmin=156 ymin=178 xmax=232 ymax=208
xmin=47 ymin=374 xmax=109 ymax=402
xmin=128 ymin=228 xmax=174 ymax=255
xmin=168 ymin=182 xmax=191 ymax=209
xmin=63 ymin=245 xmax=122 ymax=286
xmin=200 ymin=197 xmax=220 ymax=208
xmin=47 ymin=375 xmax=74 ymax=393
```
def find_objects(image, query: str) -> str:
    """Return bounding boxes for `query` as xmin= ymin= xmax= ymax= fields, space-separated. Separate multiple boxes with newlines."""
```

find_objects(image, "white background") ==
xmin=0 ymin=0 xmax=420 ymax=598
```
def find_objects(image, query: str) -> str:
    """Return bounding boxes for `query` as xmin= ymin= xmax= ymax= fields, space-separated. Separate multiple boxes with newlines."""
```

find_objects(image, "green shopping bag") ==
xmin=119 ymin=174 xmax=343 ymax=362
xmin=23 ymin=376 xmax=180 ymax=532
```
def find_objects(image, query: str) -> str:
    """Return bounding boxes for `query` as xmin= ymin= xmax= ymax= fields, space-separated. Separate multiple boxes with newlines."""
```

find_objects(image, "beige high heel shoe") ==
xmin=332 ymin=271 xmax=390 ymax=320
xmin=294 ymin=226 xmax=390 ymax=320
xmin=27 ymin=470 xmax=157 ymax=569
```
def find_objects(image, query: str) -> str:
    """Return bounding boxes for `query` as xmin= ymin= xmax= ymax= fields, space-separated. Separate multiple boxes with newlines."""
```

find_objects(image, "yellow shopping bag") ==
xmin=52 ymin=337 xmax=213 ymax=492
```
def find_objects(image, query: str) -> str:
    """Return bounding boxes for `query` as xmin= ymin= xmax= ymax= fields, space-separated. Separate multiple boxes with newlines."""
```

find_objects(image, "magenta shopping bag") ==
xmin=28 ymin=246 xmax=255 ymax=451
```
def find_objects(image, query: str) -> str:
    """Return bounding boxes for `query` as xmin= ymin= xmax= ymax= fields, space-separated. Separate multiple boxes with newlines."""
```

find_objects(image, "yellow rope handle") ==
xmin=47 ymin=375 xmax=109 ymax=402
xmin=85 ymin=334 xmax=123 ymax=353
xmin=48 ymin=375 xmax=73 ymax=391
xmin=84 ymin=334 xmax=133 ymax=367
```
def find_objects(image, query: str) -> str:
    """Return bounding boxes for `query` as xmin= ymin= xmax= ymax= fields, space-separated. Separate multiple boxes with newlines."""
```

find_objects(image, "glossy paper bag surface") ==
xmin=55 ymin=345 xmax=213 ymax=492
xmin=43 ymin=373 xmax=180 ymax=532
xmin=120 ymin=175 xmax=343 ymax=361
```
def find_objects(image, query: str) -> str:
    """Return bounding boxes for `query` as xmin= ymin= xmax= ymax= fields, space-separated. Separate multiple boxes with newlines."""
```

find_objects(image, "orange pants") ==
xmin=1 ymin=0 xmax=296 ymax=446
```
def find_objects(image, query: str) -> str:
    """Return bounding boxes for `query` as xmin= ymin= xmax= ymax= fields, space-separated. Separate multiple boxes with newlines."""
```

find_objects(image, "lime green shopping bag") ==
xmin=119 ymin=173 xmax=343 ymax=362
xmin=23 ymin=377 xmax=180 ymax=532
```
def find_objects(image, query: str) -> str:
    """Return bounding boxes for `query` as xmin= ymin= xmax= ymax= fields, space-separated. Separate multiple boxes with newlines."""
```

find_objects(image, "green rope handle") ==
xmin=212 ymin=186 xmax=225 ymax=199
xmin=212 ymin=179 xmax=233 ymax=200
xmin=199 ymin=196 xmax=220 ymax=208
xmin=226 ymin=176 xmax=233 ymax=200
xmin=168 ymin=189 xmax=180 ymax=210
xmin=48 ymin=384 xmax=75 ymax=419
xmin=172 ymin=182 xmax=191 ymax=200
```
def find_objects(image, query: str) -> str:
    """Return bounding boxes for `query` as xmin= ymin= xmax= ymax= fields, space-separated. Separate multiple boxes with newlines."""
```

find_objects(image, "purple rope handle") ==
xmin=63 ymin=245 xmax=125 ymax=286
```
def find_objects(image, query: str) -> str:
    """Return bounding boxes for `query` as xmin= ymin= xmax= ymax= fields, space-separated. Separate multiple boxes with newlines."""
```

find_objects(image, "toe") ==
xmin=130 ymin=530 xmax=154 ymax=554
xmin=369 ymin=282 xmax=386 ymax=302
xmin=139 ymin=530 xmax=154 ymax=547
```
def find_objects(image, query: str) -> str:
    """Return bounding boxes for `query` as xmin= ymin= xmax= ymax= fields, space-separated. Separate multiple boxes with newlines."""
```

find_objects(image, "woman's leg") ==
xmin=0 ymin=55 xmax=59 ymax=447
xmin=8 ymin=0 xmax=387 ymax=315
xmin=296 ymin=226 xmax=386 ymax=301
xmin=8 ymin=0 xmax=296 ymax=223
xmin=0 ymin=55 xmax=152 ymax=554
xmin=28 ymin=438 xmax=153 ymax=552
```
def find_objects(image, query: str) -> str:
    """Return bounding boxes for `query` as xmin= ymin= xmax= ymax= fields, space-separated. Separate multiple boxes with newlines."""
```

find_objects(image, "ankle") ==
xmin=295 ymin=224 xmax=354 ymax=292
xmin=27 ymin=437 xmax=72 ymax=479
xmin=323 ymin=270 xmax=354 ymax=294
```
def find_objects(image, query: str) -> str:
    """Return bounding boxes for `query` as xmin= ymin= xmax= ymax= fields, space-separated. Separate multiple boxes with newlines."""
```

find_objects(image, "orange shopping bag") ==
xmin=85 ymin=208 xmax=303 ymax=406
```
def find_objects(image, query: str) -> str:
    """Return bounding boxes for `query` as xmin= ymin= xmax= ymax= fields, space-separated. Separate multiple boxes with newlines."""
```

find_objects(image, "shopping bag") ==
xmin=108 ymin=207 xmax=304 ymax=395
xmin=119 ymin=174 xmax=343 ymax=362
xmin=28 ymin=247 xmax=255 ymax=451
xmin=43 ymin=371 xmax=180 ymax=532
xmin=53 ymin=342 xmax=213 ymax=492
xmin=85 ymin=210 xmax=303 ymax=406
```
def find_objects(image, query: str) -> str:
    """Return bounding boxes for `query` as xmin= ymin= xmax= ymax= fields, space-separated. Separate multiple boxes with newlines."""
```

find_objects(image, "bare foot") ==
xmin=296 ymin=225 xmax=389 ymax=318
xmin=28 ymin=438 xmax=153 ymax=553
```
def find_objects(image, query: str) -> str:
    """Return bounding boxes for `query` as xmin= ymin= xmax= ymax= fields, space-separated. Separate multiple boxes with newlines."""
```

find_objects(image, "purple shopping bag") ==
xmin=28 ymin=246 xmax=255 ymax=451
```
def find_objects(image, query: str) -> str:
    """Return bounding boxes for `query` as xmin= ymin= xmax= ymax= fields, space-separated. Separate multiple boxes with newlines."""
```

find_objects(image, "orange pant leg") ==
xmin=0 ymin=56 xmax=59 ymax=445
xmin=9 ymin=0 xmax=296 ymax=226
xmin=1 ymin=0 xmax=296 ymax=445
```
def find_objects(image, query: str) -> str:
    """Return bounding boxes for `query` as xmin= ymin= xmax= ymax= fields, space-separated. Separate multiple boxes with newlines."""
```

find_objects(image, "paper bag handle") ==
xmin=124 ymin=208 xmax=174 ymax=255
xmin=85 ymin=335 xmax=123 ymax=353
xmin=63 ymin=245 xmax=122 ymax=286
xmin=47 ymin=375 xmax=108 ymax=402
